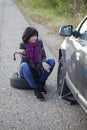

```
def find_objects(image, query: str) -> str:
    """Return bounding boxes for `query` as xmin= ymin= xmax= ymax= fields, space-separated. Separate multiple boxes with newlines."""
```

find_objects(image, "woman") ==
xmin=17 ymin=27 xmax=55 ymax=101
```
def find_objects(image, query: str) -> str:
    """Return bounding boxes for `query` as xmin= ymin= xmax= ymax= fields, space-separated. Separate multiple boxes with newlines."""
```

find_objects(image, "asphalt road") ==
xmin=0 ymin=0 xmax=87 ymax=130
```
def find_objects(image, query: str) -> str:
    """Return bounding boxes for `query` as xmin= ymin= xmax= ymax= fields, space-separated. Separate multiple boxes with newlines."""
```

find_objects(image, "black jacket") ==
xmin=20 ymin=39 xmax=47 ymax=75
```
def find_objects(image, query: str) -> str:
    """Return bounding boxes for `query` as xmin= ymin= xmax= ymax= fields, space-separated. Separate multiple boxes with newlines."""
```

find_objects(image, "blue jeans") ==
xmin=19 ymin=59 xmax=55 ymax=89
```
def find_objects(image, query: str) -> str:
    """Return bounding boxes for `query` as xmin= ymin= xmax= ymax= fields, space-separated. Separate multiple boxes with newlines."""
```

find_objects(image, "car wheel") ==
xmin=10 ymin=72 xmax=32 ymax=90
xmin=57 ymin=62 xmax=70 ymax=97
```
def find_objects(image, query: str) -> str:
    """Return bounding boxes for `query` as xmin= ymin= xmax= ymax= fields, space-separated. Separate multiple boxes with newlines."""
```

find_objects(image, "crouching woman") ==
xmin=17 ymin=27 xmax=55 ymax=101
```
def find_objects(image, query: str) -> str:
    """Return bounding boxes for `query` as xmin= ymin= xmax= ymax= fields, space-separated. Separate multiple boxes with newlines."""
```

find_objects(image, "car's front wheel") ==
xmin=57 ymin=62 xmax=70 ymax=97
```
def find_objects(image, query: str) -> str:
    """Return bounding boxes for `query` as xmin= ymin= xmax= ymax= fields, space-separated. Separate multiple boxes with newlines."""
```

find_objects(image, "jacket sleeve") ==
xmin=38 ymin=39 xmax=47 ymax=62
xmin=19 ymin=43 xmax=28 ymax=63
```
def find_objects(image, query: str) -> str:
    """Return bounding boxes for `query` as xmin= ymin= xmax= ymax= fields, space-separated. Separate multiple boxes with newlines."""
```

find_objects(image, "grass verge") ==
xmin=15 ymin=0 xmax=86 ymax=33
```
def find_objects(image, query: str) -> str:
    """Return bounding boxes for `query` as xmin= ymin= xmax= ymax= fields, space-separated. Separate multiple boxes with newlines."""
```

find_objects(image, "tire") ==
xmin=57 ymin=62 xmax=70 ymax=97
xmin=10 ymin=72 xmax=31 ymax=89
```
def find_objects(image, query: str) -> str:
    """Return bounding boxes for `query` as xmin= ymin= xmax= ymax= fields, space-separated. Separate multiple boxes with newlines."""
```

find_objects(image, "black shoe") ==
xmin=40 ymin=87 xmax=47 ymax=94
xmin=34 ymin=88 xmax=45 ymax=101
xmin=38 ymin=82 xmax=47 ymax=94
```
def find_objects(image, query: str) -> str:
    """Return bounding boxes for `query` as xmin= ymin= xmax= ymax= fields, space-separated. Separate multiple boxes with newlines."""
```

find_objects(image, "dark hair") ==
xmin=22 ymin=27 xmax=38 ymax=43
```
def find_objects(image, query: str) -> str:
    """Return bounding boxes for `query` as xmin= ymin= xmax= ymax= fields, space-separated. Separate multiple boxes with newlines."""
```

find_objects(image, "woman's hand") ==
xmin=17 ymin=49 xmax=26 ymax=54
xmin=42 ymin=62 xmax=51 ymax=73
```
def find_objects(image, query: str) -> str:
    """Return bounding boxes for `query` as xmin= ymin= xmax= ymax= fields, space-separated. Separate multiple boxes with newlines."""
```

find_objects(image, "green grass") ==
xmin=15 ymin=0 xmax=86 ymax=32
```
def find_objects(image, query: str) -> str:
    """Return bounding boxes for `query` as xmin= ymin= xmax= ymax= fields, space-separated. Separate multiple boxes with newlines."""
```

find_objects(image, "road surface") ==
xmin=0 ymin=0 xmax=87 ymax=130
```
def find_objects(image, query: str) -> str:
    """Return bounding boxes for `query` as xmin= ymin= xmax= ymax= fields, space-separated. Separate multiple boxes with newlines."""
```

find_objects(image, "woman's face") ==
xmin=28 ymin=35 xmax=37 ymax=44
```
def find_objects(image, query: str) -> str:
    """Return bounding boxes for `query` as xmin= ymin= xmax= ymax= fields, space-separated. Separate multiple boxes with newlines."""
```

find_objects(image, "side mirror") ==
xmin=59 ymin=25 xmax=73 ymax=37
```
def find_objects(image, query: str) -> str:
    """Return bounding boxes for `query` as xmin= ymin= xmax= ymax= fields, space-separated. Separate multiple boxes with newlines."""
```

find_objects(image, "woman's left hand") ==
xmin=42 ymin=62 xmax=51 ymax=73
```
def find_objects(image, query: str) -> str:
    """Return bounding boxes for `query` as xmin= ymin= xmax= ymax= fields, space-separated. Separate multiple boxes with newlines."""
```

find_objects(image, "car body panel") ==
xmin=59 ymin=16 xmax=87 ymax=113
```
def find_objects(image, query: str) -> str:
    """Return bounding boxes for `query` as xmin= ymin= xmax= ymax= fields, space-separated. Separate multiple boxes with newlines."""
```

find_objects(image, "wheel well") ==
xmin=59 ymin=49 xmax=62 ymax=61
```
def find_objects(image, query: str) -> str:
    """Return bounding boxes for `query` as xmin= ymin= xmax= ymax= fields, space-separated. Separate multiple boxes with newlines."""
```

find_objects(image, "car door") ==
xmin=66 ymin=17 xmax=87 ymax=101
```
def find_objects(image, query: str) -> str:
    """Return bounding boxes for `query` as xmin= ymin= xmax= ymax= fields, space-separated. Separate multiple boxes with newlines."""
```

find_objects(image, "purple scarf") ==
xmin=25 ymin=41 xmax=40 ymax=63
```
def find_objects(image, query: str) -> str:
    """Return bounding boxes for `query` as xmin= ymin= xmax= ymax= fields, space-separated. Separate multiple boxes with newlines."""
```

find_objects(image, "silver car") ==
xmin=57 ymin=16 xmax=87 ymax=113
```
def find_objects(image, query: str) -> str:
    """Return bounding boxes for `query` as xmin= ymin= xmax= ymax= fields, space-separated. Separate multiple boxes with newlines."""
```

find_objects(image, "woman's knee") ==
xmin=47 ymin=58 xmax=55 ymax=67
xmin=21 ymin=62 xmax=28 ymax=67
xmin=20 ymin=62 xmax=30 ymax=70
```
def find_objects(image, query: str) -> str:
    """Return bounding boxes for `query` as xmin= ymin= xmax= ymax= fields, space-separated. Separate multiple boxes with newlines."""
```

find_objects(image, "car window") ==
xmin=79 ymin=19 xmax=87 ymax=41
